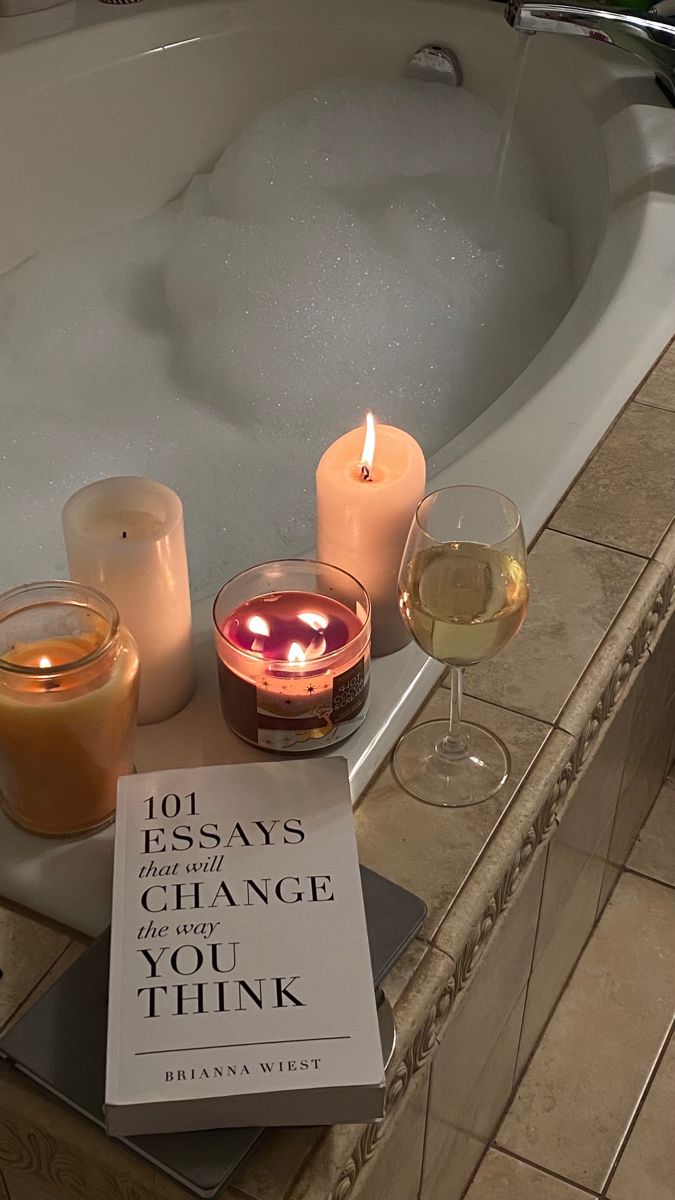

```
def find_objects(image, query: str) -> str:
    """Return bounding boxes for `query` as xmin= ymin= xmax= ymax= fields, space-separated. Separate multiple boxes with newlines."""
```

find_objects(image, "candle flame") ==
xmin=287 ymin=642 xmax=306 ymax=664
xmin=39 ymin=656 xmax=52 ymax=670
xmin=360 ymin=412 xmax=376 ymax=481
xmin=298 ymin=611 xmax=328 ymax=632
xmin=248 ymin=615 xmax=270 ymax=637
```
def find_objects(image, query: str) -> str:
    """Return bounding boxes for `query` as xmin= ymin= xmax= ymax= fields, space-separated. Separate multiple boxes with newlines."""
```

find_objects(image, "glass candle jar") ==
xmin=213 ymin=560 xmax=371 ymax=753
xmin=0 ymin=582 xmax=140 ymax=837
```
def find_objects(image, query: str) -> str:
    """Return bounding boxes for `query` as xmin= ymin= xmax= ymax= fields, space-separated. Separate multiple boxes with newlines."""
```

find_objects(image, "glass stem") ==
xmin=437 ymin=666 xmax=468 ymax=761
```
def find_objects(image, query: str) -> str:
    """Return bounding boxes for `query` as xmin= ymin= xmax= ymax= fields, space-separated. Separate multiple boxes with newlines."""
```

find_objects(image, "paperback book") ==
xmin=105 ymin=758 xmax=385 ymax=1135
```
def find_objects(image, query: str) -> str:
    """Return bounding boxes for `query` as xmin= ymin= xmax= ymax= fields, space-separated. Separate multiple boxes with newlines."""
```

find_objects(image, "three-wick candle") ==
xmin=63 ymin=477 xmax=195 ymax=725
xmin=316 ymin=415 xmax=426 ymax=656
xmin=0 ymin=582 xmax=139 ymax=837
xmin=213 ymin=560 xmax=370 ymax=753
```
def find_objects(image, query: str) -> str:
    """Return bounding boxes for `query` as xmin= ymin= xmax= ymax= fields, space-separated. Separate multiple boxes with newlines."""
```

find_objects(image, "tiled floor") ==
xmin=465 ymin=778 xmax=675 ymax=1200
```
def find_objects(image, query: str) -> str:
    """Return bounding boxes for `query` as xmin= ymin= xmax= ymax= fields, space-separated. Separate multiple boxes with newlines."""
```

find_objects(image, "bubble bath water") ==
xmin=0 ymin=79 xmax=571 ymax=595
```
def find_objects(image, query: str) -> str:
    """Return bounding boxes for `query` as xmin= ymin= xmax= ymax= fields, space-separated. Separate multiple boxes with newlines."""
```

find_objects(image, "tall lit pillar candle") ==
xmin=63 ymin=477 xmax=195 ymax=724
xmin=316 ymin=416 xmax=426 ymax=656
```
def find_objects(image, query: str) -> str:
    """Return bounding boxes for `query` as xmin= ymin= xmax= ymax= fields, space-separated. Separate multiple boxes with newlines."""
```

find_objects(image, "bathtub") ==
xmin=0 ymin=0 xmax=674 ymax=930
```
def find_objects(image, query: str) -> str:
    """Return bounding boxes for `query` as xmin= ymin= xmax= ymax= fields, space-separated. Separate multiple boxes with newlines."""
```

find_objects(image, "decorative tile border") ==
xmin=3 ymin=568 xmax=672 ymax=1200
xmin=330 ymin=1011 xmax=438 ymax=1200
xmin=3 ymin=412 xmax=675 ymax=1200
xmin=327 ymin=753 xmax=567 ymax=1199
xmin=327 ymin=560 xmax=675 ymax=1200
xmin=565 ymin=565 xmax=675 ymax=767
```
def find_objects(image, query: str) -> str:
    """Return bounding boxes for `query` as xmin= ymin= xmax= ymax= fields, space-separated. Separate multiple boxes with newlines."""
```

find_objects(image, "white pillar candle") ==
xmin=62 ymin=477 xmax=195 ymax=724
xmin=316 ymin=416 xmax=426 ymax=657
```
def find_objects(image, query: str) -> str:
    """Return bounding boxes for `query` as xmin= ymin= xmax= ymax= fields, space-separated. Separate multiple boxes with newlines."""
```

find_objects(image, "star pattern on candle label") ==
xmin=307 ymin=685 xmax=316 ymax=693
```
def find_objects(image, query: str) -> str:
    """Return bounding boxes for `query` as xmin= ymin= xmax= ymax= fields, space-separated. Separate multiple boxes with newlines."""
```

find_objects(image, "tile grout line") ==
xmin=557 ymin=562 xmax=671 ymax=745
xmin=489 ymin=1144 xmax=601 ymax=1197
xmin=622 ymin=865 xmax=675 ymax=894
xmin=544 ymin=525 xmax=654 ymax=562
xmin=633 ymin=396 xmax=675 ymax=415
xmin=632 ymin=398 xmax=675 ymax=415
xmin=0 ymin=938 xmax=75 ymax=1037
xmin=511 ymin=841 xmax=550 ymax=1084
xmin=417 ymin=1062 xmax=434 ymax=1200
xmin=459 ymin=843 xmax=554 ymax=1198
xmin=493 ymin=862 xmax=675 ymax=1200
xmin=469 ymin=544 xmax=661 ymax=736
xmin=600 ymin=1016 xmax=675 ymax=1197
xmin=427 ymin=725 xmax=562 ymax=947
xmin=459 ymin=688 xmax=552 ymax=726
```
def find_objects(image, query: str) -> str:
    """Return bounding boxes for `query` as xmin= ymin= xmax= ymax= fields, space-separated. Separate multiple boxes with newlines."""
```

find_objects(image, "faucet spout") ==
xmin=505 ymin=0 xmax=675 ymax=102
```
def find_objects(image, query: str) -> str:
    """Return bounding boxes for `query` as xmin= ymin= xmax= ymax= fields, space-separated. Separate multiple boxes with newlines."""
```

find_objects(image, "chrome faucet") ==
xmin=505 ymin=0 xmax=675 ymax=103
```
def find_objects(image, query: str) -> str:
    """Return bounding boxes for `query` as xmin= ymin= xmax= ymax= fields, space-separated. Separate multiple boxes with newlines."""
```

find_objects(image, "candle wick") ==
xmin=122 ymin=530 xmax=128 ymax=539
xmin=360 ymin=464 xmax=371 ymax=482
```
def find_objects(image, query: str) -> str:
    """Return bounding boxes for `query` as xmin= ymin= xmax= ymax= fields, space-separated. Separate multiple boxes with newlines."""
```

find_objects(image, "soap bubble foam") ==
xmin=0 ymin=78 xmax=571 ymax=595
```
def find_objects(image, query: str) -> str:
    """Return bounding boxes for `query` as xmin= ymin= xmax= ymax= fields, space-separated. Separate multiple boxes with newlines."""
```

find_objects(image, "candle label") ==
xmin=217 ymin=656 xmax=369 ymax=753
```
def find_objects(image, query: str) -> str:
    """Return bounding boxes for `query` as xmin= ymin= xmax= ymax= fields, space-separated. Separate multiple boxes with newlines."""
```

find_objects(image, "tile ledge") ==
xmin=319 ymin=522 xmax=675 ymax=1200
xmin=290 ymin=944 xmax=453 ymax=1200
xmin=556 ymin=559 xmax=671 ymax=747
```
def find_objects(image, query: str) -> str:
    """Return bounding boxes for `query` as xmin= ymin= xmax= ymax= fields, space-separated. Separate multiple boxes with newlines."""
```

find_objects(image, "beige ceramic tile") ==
xmin=654 ymin=518 xmax=675 ymax=578
xmin=379 ymin=937 xmax=429 ymax=1008
xmin=549 ymin=403 xmax=675 ymax=555
xmin=517 ymin=823 xmax=610 ymax=1077
xmin=433 ymin=852 xmax=545 ymax=1089
xmin=623 ymin=593 xmax=675 ymax=763
xmin=286 ymin=946 xmax=452 ymax=1200
xmin=230 ymin=1126 xmax=321 ymax=1200
xmin=347 ymin=1061 xmax=431 ymax=1200
xmin=465 ymin=531 xmax=645 ymax=723
xmin=557 ymin=558 xmax=667 ymax=741
xmin=0 ymin=903 xmax=70 ymax=1031
xmin=608 ymin=689 xmax=675 ymax=882
xmin=356 ymin=689 xmax=550 ymax=940
xmin=608 ymin=1031 xmax=675 ymax=1200
xmin=433 ymin=726 xmax=575 ymax=947
xmin=420 ymin=831 xmax=545 ymax=1200
xmin=235 ymin=940 xmax=441 ymax=1200
xmin=283 ymin=1125 xmax=363 ymax=1200
xmin=4 ymin=940 xmax=87 ymax=1034
xmin=596 ymin=601 xmax=675 ymax=891
xmin=638 ymin=340 xmax=675 ymax=411
xmin=628 ymin=779 xmax=675 ymax=887
xmin=434 ymin=729 xmax=575 ymax=1071
xmin=422 ymin=992 xmax=525 ymax=1200
xmin=597 ymin=852 xmax=622 ymax=919
xmin=497 ymin=872 xmax=675 ymax=1192
xmin=466 ymin=1148 xmax=597 ymax=1200
xmin=535 ymin=696 xmax=631 ymax=957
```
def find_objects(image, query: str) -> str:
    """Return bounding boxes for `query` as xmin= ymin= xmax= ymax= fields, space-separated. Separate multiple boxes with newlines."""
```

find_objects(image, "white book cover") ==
xmin=105 ymin=758 xmax=385 ymax=1136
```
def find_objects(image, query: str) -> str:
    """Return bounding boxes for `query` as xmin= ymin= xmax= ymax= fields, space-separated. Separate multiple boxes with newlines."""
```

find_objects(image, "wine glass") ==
xmin=393 ymin=485 xmax=528 ymax=808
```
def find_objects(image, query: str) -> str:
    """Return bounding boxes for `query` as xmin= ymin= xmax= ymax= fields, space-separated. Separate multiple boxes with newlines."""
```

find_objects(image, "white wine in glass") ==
xmin=394 ymin=487 xmax=528 ymax=808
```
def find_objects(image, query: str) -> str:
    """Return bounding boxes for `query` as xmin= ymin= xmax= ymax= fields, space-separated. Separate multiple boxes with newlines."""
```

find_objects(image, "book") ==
xmin=1 ymin=867 xmax=425 ymax=1199
xmin=105 ymin=758 xmax=386 ymax=1136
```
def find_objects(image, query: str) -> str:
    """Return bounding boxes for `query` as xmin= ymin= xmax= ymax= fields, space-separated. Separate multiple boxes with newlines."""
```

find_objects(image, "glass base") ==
xmin=392 ymin=719 xmax=510 ymax=808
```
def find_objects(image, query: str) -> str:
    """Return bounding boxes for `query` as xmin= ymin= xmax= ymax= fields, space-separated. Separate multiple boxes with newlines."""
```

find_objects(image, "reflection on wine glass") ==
xmin=393 ymin=486 xmax=528 ymax=808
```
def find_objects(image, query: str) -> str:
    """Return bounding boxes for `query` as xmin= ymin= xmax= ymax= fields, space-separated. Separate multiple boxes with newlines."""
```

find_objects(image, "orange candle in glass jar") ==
xmin=0 ymin=582 xmax=139 ymax=837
